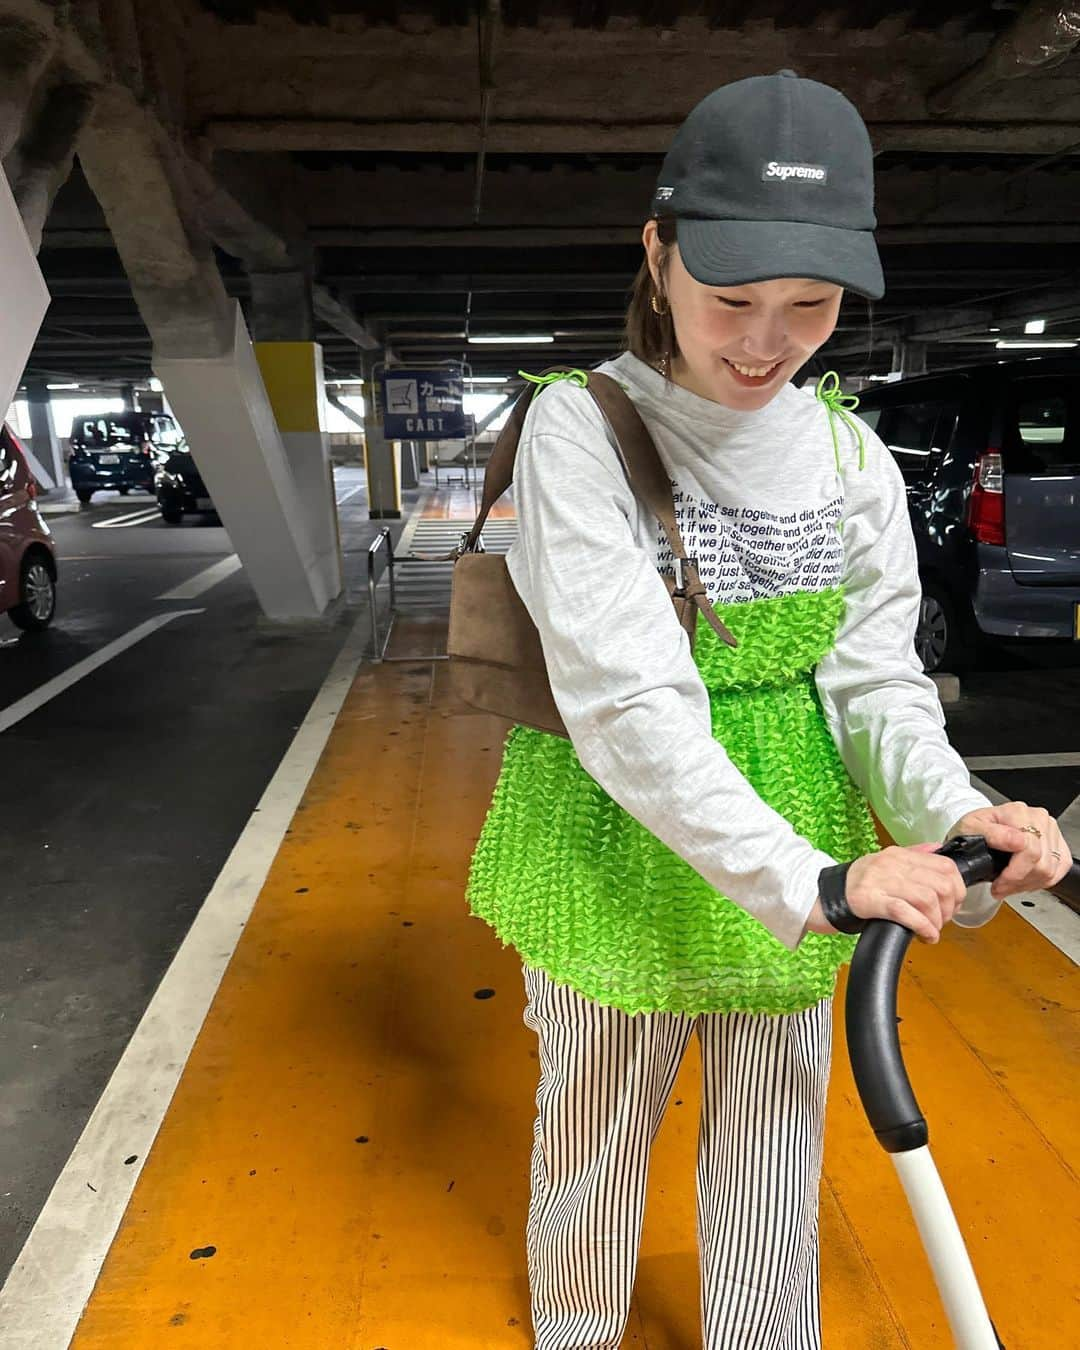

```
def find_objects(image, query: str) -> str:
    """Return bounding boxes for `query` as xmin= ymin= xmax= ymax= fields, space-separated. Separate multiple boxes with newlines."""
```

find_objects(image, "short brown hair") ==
xmin=624 ymin=217 xmax=679 ymax=374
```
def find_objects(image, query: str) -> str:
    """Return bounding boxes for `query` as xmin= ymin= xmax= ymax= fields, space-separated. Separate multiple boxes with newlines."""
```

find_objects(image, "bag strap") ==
xmin=415 ymin=365 xmax=737 ymax=649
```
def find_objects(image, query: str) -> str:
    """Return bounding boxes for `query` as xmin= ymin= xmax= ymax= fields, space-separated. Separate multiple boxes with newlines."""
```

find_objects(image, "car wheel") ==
xmin=9 ymin=554 xmax=56 ymax=631
xmin=159 ymin=502 xmax=183 ymax=524
xmin=119 ymin=486 xmax=130 ymax=495
xmin=76 ymin=489 xmax=93 ymax=504
xmin=916 ymin=581 xmax=979 ymax=675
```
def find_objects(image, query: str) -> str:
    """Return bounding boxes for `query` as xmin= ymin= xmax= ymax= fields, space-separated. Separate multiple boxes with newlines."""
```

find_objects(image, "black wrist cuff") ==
xmin=817 ymin=863 xmax=866 ymax=935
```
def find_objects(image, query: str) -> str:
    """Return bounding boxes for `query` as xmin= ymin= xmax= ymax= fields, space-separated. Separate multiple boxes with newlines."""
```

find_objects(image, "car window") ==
xmin=105 ymin=419 xmax=139 ymax=444
xmin=856 ymin=406 xmax=882 ymax=432
xmin=1002 ymin=378 xmax=1079 ymax=473
xmin=877 ymin=398 xmax=959 ymax=483
xmin=151 ymin=416 xmax=183 ymax=446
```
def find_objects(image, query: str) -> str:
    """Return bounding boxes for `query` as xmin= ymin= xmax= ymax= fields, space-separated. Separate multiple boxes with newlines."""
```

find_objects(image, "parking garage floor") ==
xmin=1 ymin=472 xmax=1078 ymax=1347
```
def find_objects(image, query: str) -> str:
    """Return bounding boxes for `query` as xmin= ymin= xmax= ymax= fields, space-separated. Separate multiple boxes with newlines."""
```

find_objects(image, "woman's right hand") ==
xmin=805 ymin=842 xmax=968 ymax=943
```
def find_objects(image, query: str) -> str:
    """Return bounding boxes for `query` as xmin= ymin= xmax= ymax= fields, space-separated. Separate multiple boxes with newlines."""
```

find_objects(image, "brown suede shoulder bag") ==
xmin=426 ymin=366 xmax=738 ymax=739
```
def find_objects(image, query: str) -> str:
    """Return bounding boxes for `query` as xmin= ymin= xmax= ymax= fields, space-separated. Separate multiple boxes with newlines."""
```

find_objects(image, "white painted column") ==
xmin=154 ymin=303 xmax=336 ymax=622
xmin=253 ymin=339 xmax=342 ymax=609
xmin=0 ymin=165 xmax=49 ymax=424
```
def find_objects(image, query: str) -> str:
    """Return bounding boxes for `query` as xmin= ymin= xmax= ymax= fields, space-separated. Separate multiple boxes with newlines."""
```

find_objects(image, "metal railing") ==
xmin=367 ymin=527 xmax=397 ymax=661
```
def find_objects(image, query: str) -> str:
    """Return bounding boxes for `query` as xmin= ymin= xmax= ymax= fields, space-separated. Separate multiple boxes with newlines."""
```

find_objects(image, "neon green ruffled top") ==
xmin=465 ymin=369 xmax=879 ymax=1017
xmin=466 ymin=584 xmax=880 ymax=1016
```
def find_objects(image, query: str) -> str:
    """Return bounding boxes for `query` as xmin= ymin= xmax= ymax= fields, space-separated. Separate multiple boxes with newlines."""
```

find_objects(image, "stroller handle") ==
xmin=846 ymin=834 xmax=1080 ymax=1154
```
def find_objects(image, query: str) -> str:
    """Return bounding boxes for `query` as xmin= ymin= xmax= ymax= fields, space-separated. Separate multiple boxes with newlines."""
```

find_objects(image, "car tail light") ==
xmin=967 ymin=449 xmax=1005 ymax=546
xmin=25 ymin=478 xmax=37 ymax=499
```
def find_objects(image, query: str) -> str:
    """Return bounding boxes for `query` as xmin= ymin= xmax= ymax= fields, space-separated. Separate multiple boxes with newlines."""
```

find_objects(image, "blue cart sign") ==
xmin=380 ymin=368 xmax=467 ymax=439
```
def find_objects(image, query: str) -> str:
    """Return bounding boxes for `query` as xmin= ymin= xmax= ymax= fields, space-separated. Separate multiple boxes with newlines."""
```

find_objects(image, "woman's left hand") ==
xmin=947 ymin=803 xmax=1071 ymax=900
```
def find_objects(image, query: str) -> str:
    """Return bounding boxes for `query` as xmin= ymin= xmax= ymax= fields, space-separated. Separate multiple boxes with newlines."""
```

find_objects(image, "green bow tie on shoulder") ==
xmin=519 ymin=368 xmax=590 ymax=394
xmin=815 ymin=370 xmax=866 ymax=472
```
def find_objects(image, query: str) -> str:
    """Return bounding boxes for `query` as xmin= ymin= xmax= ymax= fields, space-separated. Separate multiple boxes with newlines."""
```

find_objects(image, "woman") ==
xmin=466 ymin=71 xmax=1070 ymax=1350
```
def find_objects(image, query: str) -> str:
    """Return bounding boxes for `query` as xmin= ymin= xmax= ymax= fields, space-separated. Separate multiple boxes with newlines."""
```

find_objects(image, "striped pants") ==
xmin=523 ymin=964 xmax=833 ymax=1350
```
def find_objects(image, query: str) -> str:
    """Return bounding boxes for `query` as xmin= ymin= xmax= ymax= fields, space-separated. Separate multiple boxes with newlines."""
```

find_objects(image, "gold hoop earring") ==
xmin=651 ymin=290 xmax=669 ymax=316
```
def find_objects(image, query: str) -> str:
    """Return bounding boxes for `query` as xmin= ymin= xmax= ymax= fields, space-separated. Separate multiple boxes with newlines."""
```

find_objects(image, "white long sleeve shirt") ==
xmin=504 ymin=352 xmax=998 ymax=948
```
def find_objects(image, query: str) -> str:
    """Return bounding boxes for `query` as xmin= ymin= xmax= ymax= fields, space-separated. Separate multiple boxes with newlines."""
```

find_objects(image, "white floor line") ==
xmin=90 ymin=506 xmax=160 ymax=530
xmin=969 ymin=771 xmax=1080 ymax=964
xmin=395 ymin=492 xmax=432 ymax=556
xmin=0 ymin=611 xmax=205 ymax=735
xmin=335 ymin=485 xmax=364 ymax=506
xmin=0 ymin=610 xmax=373 ymax=1349
xmin=964 ymin=752 xmax=1080 ymax=770
xmin=157 ymin=554 xmax=241 ymax=601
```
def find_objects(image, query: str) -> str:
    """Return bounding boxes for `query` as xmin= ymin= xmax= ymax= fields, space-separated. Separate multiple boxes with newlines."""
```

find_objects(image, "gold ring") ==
xmin=1019 ymin=825 xmax=1042 ymax=839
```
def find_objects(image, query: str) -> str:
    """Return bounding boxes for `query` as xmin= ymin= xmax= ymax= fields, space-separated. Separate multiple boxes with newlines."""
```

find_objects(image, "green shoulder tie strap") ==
xmin=815 ymin=370 xmax=866 ymax=472
xmin=519 ymin=368 xmax=590 ymax=396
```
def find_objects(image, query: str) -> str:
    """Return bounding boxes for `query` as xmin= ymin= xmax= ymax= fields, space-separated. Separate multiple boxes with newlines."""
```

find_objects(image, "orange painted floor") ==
xmin=69 ymin=629 xmax=1079 ymax=1348
xmin=419 ymin=482 xmax=517 ymax=520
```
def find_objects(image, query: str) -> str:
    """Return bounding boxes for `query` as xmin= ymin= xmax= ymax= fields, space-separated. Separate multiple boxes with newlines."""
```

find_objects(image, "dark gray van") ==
xmin=68 ymin=411 xmax=184 ymax=503
xmin=855 ymin=356 xmax=1080 ymax=673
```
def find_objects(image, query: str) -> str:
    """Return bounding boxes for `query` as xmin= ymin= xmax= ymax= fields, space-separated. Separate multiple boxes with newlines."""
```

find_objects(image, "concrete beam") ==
xmin=78 ymin=85 xmax=234 ymax=358
xmin=203 ymin=117 xmax=1080 ymax=159
xmin=7 ymin=78 xmax=95 ymax=250
xmin=929 ymin=1 xmax=1080 ymax=115
xmin=312 ymin=285 xmax=380 ymax=350
xmin=326 ymin=392 xmax=364 ymax=430
xmin=250 ymin=269 xmax=315 ymax=343
xmin=0 ymin=0 xmax=57 ymax=161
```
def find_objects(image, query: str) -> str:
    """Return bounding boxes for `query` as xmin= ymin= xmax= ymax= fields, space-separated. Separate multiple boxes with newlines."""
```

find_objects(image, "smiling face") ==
xmin=643 ymin=220 xmax=844 ymax=410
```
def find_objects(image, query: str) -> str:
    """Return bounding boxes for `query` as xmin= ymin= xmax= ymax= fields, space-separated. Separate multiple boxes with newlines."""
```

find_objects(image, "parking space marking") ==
xmin=969 ymin=771 xmax=1080 ymax=965
xmin=335 ymin=485 xmax=364 ymax=505
xmin=0 ymin=610 xmax=205 ymax=735
xmin=965 ymin=752 xmax=1080 ymax=770
xmin=157 ymin=555 xmax=242 ymax=601
xmin=0 ymin=610 xmax=370 ymax=1349
xmin=91 ymin=506 xmax=161 ymax=530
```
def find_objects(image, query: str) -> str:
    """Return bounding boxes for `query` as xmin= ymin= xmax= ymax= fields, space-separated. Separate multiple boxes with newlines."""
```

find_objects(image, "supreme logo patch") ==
xmin=762 ymin=161 xmax=828 ymax=183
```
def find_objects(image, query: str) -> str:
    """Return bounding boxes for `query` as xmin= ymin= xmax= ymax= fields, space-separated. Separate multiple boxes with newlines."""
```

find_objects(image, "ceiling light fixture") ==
xmin=467 ymin=334 xmax=554 ymax=345
xmin=1024 ymin=318 xmax=1046 ymax=334
xmin=995 ymin=339 xmax=1077 ymax=349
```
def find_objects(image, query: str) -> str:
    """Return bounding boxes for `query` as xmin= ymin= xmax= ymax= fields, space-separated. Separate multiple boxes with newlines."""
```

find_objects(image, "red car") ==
xmin=1 ymin=424 xmax=57 ymax=630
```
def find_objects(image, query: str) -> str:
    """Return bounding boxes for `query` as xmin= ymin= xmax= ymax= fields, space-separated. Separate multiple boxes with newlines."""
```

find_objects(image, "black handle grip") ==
xmin=846 ymin=835 xmax=1080 ymax=1153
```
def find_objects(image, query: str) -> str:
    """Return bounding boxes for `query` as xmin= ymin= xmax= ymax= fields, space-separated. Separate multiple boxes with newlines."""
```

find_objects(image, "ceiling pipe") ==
xmin=929 ymin=0 xmax=1080 ymax=113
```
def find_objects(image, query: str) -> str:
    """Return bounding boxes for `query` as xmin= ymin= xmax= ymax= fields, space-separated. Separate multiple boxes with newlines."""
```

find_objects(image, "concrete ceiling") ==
xmin=20 ymin=0 xmax=1080 ymax=384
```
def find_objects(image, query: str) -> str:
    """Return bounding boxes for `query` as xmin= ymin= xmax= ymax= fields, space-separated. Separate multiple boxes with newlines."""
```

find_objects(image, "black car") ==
xmin=69 ymin=411 xmax=183 ymax=503
xmin=855 ymin=355 xmax=1080 ymax=673
xmin=154 ymin=449 xmax=216 ymax=524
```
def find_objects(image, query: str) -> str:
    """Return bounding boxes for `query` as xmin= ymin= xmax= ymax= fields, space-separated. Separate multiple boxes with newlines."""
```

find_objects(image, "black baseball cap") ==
xmin=652 ymin=70 xmax=884 ymax=299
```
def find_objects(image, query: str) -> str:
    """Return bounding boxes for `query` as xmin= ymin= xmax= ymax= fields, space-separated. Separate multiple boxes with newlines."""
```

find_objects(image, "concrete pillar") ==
xmin=24 ymin=380 xmax=63 ymax=490
xmin=900 ymin=340 xmax=928 ymax=377
xmin=254 ymin=339 xmax=342 ymax=606
xmin=120 ymin=382 xmax=136 ymax=410
xmin=250 ymin=270 xmax=315 ymax=343
xmin=0 ymin=162 xmax=48 ymax=424
xmin=401 ymin=440 xmax=419 ymax=490
xmin=79 ymin=83 xmax=337 ymax=621
xmin=362 ymin=355 xmax=402 ymax=520
xmin=154 ymin=304 xmax=339 ymax=619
